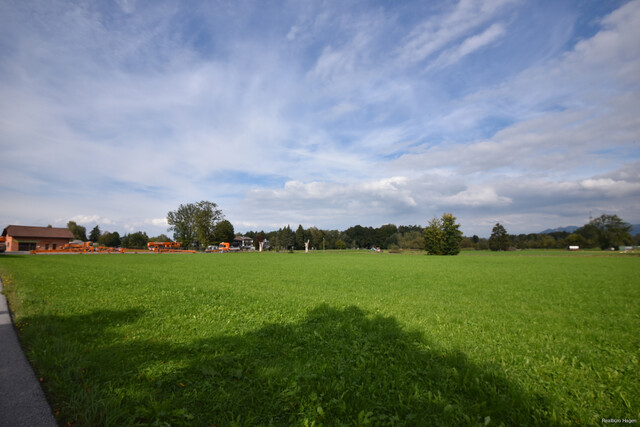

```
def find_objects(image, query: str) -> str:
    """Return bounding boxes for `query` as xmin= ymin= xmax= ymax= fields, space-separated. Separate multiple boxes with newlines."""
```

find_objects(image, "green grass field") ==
xmin=1 ymin=251 xmax=638 ymax=426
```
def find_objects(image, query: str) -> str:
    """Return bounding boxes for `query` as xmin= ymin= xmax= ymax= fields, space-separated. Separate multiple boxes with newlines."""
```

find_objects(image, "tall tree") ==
xmin=214 ymin=220 xmax=235 ymax=244
xmin=489 ymin=223 xmax=510 ymax=251
xmin=89 ymin=225 xmax=101 ymax=242
xmin=586 ymin=214 xmax=633 ymax=249
xmin=194 ymin=201 xmax=224 ymax=248
xmin=167 ymin=201 xmax=224 ymax=249
xmin=441 ymin=213 xmax=463 ymax=255
xmin=278 ymin=225 xmax=295 ymax=250
xmin=167 ymin=203 xmax=198 ymax=247
xmin=67 ymin=221 xmax=87 ymax=241
xmin=295 ymin=225 xmax=306 ymax=250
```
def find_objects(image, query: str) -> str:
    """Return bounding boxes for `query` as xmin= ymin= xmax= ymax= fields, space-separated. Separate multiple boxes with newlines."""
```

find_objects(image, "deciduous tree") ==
xmin=167 ymin=201 xmax=224 ymax=249
xmin=67 ymin=221 xmax=87 ymax=241
xmin=214 ymin=220 xmax=235 ymax=244
xmin=98 ymin=231 xmax=121 ymax=247
xmin=586 ymin=214 xmax=632 ymax=249
xmin=121 ymin=231 xmax=149 ymax=249
xmin=149 ymin=234 xmax=172 ymax=242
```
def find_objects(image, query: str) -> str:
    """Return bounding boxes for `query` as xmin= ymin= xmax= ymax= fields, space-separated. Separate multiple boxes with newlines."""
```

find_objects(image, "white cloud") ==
xmin=70 ymin=215 xmax=115 ymax=225
xmin=446 ymin=186 xmax=512 ymax=207
xmin=397 ymin=0 xmax=513 ymax=65
xmin=580 ymin=178 xmax=640 ymax=196
xmin=1 ymin=1 xmax=639 ymax=237
xmin=569 ymin=0 xmax=640 ymax=84
xmin=427 ymin=22 xmax=506 ymax=70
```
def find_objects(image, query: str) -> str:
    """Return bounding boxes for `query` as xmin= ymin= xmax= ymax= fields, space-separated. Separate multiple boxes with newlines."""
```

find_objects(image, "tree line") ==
xmin=66 ymin=221 xmax=171 ymax=249
xmin=67 ymin=201 xmax=638 ymax=253
xmin=241 ymin=224 xmax=428 ymax=252
xmin=480 ymin=214 xmax=637 ymax=251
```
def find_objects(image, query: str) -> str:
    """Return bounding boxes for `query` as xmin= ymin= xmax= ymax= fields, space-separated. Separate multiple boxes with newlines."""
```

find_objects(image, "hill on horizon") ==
xmin=540 ymin=224 xmax=640 ymax=235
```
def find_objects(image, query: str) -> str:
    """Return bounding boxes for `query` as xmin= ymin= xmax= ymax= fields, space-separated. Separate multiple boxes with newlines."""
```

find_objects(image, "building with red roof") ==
xmin=1 ymin=225 xmax=74 ymax=252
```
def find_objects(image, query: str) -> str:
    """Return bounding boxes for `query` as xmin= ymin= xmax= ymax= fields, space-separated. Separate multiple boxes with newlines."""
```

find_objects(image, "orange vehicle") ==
xmin=218 ymin=242 xmax=230 ymax=253
xmin=31 ymin=241 xmax=97 ymax=254
xmin=61 ymin=242 xmax=94 ymax=253
xmin=147 ymin=241 xmax=196 ymax=253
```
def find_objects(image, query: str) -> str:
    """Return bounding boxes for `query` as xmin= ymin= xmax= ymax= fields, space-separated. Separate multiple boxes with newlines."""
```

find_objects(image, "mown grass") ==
xmin=0 ymin=251 xmax=638 ymax=426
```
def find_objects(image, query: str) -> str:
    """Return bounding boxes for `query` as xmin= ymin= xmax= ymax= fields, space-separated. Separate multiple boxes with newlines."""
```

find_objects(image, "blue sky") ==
xmin=1 ymin=0 xmax=639 ymax=237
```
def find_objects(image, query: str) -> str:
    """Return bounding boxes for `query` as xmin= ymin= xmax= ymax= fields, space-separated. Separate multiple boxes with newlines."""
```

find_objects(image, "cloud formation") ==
xmin=1 ymin=0 xmax=638 ymax=236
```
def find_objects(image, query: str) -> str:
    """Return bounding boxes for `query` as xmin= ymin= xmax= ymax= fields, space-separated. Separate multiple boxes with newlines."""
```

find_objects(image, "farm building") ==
xmin=1 ymin=225 xmax=74 ymax=252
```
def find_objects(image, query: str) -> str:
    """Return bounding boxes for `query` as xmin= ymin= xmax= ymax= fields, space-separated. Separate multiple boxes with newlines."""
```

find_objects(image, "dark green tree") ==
xmin=441 ymin=213 xmax=463 ymax=255
xmin=586 ymin=214 xmax=633 ymax=249
xmin=344 ymin=225 xmax=375 ymax=248
xmin=67 ymin=221 xmax=87 ymax=241
xmin=295 ymin=225 xmax=306 ymax=250
xmin=376 ymin=224 xmax=398 ymax=249
xmin=565 ymin=233 xmax=586 ymax=248
xmin=121 ymin=231 xmax=149 ymax=249
xmin=278 ymin=225 xmax=295 ymax=250
xmin=98 ymin=231 xmax=121 ymax=247
xmin=214 ymin=220 xmax=235 ymax=244
xmin=89 ymin=225 xmax=101 ymax=242
xmin=489 ymin=223 xmax=510 ymax=251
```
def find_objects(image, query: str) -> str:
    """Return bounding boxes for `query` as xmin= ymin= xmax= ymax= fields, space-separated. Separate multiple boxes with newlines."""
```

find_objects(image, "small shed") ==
xmin=2 ymin=225 xmax=74 ymax=252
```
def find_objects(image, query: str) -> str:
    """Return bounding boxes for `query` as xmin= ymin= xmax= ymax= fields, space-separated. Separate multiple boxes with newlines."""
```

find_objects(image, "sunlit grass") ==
xmin=1 ymin=251 xmax=638 ymax=425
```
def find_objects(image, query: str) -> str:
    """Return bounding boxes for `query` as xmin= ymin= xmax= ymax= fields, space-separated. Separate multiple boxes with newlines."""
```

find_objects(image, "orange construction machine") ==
xmin=147 ymin=241 xmax=196 ymax=253
xmin=31 ymin=242 xmax=124 ymax=254
xmin=95 ymin=246 xmax=125 ymax=254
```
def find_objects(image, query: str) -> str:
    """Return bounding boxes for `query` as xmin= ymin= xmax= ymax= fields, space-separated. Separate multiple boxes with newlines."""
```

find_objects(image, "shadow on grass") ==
xmin=23 ymin=305 xmax=551 ymax=426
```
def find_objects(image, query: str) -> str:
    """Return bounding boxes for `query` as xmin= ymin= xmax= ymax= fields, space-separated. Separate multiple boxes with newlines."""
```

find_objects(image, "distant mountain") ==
xmin=540 ymin=224 xmax=640 ymax=235
xmin=540 ymin=226 xmax=579 ymax=234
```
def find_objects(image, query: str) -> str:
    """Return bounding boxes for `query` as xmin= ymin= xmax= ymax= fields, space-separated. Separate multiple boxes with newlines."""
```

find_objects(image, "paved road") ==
xmin=0 ymin=277 xmax=57 ymax=427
